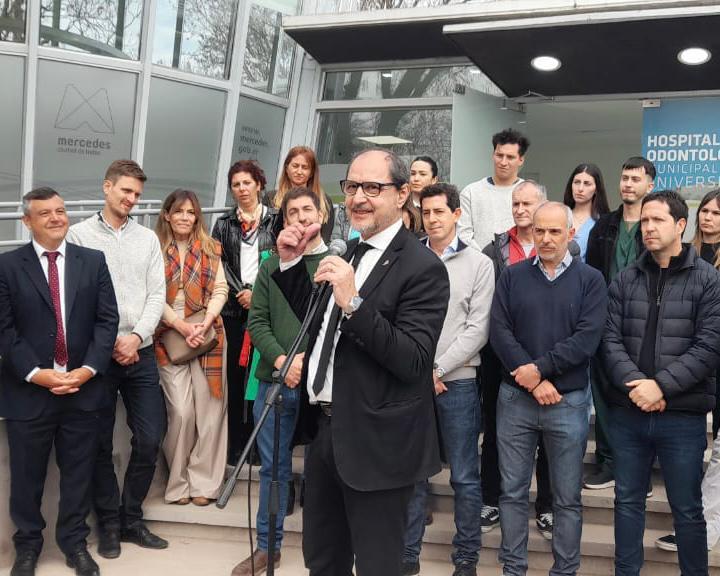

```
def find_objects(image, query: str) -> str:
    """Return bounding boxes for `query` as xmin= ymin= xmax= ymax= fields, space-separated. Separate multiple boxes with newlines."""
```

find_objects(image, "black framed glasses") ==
xmin=340 ymin=180 xmax=398 ymax=197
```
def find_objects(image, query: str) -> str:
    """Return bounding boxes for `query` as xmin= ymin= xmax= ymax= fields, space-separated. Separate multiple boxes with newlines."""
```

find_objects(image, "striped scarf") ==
xmin=154 ymin=238 xmax=225 ymax=399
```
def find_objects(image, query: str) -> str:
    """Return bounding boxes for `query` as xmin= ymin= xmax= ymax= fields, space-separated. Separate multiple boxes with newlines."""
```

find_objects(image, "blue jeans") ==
xmin=93 ymin=347 xmax=167 ymax=529
xmin=403 ymin=378 xmax=482 ymax=565
xmin=252 ymin=381 xmax=299 ymax=552
xmin=497 ymin=382 xmax=589 ymax=576
xmin=610 ymin=407 xmax=707 ymax=576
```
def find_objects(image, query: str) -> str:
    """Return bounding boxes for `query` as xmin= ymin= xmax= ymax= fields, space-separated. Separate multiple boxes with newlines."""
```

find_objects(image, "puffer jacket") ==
xmin=211 ymin=205 xmax=278 ymax=320
xmin=602 ymin=246 xmax=720 ymax=413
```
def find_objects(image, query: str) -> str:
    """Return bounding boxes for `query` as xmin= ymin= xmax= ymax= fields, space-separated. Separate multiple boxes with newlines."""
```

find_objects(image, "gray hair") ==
xmin=348 ymin=148 xmax=409 ymax=186
xmin=514 ymin=179 xmax=547 ymax=201
xmin=22 ymin=187 xmax=61 ymax=215
xmin=534 ymin=201 xmax=574 ymax=229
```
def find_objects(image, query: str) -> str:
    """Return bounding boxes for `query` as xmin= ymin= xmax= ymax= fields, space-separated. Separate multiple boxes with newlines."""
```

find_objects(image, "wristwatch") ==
xmin=433 ymin=362 xmax=446 ymax=379
xmin=343 ymin=295 xmax=364 ymax=316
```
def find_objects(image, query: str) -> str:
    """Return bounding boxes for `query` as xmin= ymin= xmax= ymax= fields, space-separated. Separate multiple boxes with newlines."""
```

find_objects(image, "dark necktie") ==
xmin=311 ymin=242 xmax=373 ymax=396
xmin=44 ymin=251 xmax=68 ymax=367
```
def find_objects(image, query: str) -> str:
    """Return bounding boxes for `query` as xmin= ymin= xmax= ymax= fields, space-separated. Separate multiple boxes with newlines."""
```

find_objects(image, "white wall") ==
xmin=522 ymin=100 xmax=644 ymax=205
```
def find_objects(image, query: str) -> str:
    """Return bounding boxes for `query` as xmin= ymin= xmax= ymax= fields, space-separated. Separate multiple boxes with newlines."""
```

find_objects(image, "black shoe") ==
xmin=120 ymin=524 xmax=169 ymax=549
xmin=65 ymin=548 xmax=100 ymax=576
xmin=287 ymin=480 xmax=296 ymax=516
xmin=452 ymin=560 xmax=477 ymax=576
xmin=97 ymin=526 xmax=121 ymax=559
xmin=299 ymin=476 xmax=305 ymax=508
xmin=480 ymin=504 xmax=500 ymax=533
xmin=536 ymin=511 xmax=554 ymax=540
xmin=647 ymin=477 xmax=654 ymax=499
xmin=583 ymin=466 xmax=615 ymax=490
xmin=11 ymin=549 xmax=38 ymax=576
xmin=400 ymin=560 xmax=420 ymax=576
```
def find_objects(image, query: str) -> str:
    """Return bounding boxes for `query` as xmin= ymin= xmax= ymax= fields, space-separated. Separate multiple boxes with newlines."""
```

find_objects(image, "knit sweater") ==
xmin=457 ymin=177 xmax=524 ymax=250
xmin=68 ymin=214 xmax=165 ymax=348
xmin=490 ymin=259 xmax=607 ymax=394
xmin=431 ymin=240 xmax=495 ymax=382
xmin=247 ymin=251 xmax=326 ymax=383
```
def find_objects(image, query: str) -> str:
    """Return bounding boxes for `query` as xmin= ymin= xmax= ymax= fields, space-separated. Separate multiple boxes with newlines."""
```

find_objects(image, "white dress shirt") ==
xmin=306 ymin=219 xmax=403 ymax=404
xmin=25 ymin=239 xmax=96 ymax=381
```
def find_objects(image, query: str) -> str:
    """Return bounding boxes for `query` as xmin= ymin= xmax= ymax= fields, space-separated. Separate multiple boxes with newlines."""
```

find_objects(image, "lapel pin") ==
xmin=382 ymin=259 xmax=389 ymax=266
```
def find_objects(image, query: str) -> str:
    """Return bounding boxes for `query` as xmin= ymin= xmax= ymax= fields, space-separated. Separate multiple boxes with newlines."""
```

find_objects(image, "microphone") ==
xmin=327 ymin=238 xmax=347 ymax=257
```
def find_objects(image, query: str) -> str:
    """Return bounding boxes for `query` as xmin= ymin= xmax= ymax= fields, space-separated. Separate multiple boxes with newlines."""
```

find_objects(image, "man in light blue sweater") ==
xmin=402 ymin=183 xmax=495 ymax=576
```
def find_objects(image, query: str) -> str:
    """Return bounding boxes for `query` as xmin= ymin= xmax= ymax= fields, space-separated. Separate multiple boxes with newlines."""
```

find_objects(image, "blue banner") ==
xmin=642 ymin=97 xmax=720 ymax=199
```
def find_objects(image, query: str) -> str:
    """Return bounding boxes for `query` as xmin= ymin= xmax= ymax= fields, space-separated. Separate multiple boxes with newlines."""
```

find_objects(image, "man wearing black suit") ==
xmin=273 ymin=149 xmax=450 ymax=576
xmin=0 ymin=188 xmax=119 ymax=576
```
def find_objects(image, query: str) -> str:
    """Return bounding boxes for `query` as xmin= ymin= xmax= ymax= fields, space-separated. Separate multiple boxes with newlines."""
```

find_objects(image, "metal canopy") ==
xmin=284 ymin=4 xmax=720 ymax=97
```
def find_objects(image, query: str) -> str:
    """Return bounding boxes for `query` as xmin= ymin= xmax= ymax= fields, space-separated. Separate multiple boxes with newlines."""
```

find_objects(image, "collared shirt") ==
xmin=98 ymin=210 xmax=132 ymax=240
xmin=424 ymin=232 xmax=459 ymax=261
xmin=307 ymin=219 xmax=404 ymax=404
xmin=533 ymin=250 xmax=573 ymax=281
xmin=25 ymin=240 xmax=96 ymax=381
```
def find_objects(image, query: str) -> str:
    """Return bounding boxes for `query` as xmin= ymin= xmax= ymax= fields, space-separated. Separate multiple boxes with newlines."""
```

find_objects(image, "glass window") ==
xmin=152 ymin=0 xmax=238 ymax=79
xmin=242 ymin=0 xmax=298 ymax=98
xmin=143 ymin=77 xmax=226 ymax=207
xmin=316 ymin=108 xmax=452 ymax=201
xmin=0 ymin=0 xmax=25 ymax=42
xmin=305 ymin=0 xmax=473 ymax=15
xmin=39 ymin=0 xmax=143 ymax=59
xmin=34 ymin=59 xmax=137 ymax=199
xmin=0 ymin=54 xmax=25 ymax=244
xmin=323 ymin=66 xmax=502 ymax=100
xmin=227 ymin=95 xmax=286 ymax=204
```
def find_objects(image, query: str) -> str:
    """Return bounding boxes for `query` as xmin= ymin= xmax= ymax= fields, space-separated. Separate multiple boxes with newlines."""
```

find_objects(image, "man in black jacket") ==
xmin=602 ymin=190 xmax=720 ymax=576
xmin=584 ymin=156 xmax=655 ymax=490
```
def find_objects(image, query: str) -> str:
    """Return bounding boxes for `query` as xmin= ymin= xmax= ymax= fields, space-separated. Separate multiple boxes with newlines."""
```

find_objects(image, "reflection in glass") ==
xmin=34 ymin=59 xmax=136 ymax=199
xmin=323 ymin=66 xmax=502 ymax=100
xmin=0 ymin=0 xmax=25 ymax=42
xmin=316 ymin=108 xmax=452 ymax=200
xmin=0 ymin=54 xmax=24 ymax=243
xmin=143 ymin=77 xmax=226 ymax=207
xmin=39 ymin=0 xmax=143 ymax=59
xmin=152 ymin=0 xmax=238 ymax=79
xmin=242 ymin=2 xmax=297 ymax=97
xmin=228 ymin=96 xmax=286 ymax=205
xmin=305 ymin=0 xmax=481 ymax=15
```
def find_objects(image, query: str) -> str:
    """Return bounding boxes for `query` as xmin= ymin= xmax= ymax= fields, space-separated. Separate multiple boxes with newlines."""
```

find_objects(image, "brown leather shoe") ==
xmin=231 ymin=549 xmax=281 ymax=576
xmin=191 ymin=496 xmax=211 ymax=507
xmin=172 ymin=498 xmax=191 ymax=505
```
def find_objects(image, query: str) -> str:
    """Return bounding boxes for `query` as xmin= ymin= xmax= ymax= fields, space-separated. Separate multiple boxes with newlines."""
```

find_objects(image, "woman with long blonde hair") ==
xmin=269 ymin=146 xmax=335 ymax=242
xmin=154 ymin=189 xmax=228 ymax=506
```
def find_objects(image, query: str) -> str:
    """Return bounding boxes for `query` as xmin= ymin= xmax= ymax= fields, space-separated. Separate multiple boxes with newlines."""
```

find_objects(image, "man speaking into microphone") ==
xmin=272 ymin=148 xmax=450 ymax=576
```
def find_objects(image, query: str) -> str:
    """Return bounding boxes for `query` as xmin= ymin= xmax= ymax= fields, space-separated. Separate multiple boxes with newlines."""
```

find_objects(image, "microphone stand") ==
xmin=217 ymin=281 xmax=329 ymax=576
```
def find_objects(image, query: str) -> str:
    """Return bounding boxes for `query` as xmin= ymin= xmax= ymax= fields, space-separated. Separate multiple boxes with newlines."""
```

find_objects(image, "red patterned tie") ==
xmin=44 ymin=251 xmax=68 ymax=367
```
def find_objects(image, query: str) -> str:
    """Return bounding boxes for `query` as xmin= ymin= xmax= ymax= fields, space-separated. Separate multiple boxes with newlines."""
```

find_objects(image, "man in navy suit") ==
xmin=0 ymin=187 xmax=119 ymax=576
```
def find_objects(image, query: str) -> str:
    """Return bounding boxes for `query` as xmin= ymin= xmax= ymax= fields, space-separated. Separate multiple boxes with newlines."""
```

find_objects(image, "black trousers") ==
xmin=7 ymin=408 xmax=101 ymax=556
xmin=223 ymin=316 xmax=254 ymax=462
xmin=302 ymin=414 xmax=414 ymax=576
xmin=92 ymin=347 xmax=166 ymax=529
xmin=480 ymin=346 xmax=553 ymax=513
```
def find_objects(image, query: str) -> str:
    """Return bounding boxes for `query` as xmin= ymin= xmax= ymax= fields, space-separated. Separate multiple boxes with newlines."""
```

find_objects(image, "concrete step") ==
xmin=141 ymin=485 xmax=720 ymax=575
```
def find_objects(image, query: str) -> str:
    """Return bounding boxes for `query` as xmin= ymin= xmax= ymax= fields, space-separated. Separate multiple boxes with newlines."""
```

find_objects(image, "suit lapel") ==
xmin=358 ymin=227 xmax=405 ymax=299
xmin=65 ymin=243 xmax=80 ymax=320
xmin=20 ymin=243 xmax=54 ymax=311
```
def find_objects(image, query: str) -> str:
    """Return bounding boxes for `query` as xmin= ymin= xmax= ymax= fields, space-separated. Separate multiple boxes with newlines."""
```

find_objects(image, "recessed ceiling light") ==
xmin=678 ymin=47 xmax=711 ymax=66
xmin=531 ymin=55 xmax=561 ymax=72
xmin=381 ymin=72 xmax=393 ymax=78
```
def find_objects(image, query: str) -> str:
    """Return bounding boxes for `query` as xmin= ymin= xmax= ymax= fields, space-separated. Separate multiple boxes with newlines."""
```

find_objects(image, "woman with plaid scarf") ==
xmin=154 ymin=189 xmax=229 ymax=506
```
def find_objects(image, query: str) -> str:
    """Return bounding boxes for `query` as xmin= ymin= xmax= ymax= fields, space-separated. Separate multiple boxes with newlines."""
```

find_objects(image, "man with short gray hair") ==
xmin=489 ymin=201 xmax=607 ymax=576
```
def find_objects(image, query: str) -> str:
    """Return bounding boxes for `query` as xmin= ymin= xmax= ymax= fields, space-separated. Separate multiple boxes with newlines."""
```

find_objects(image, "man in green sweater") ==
xmin=232 ymin=187 xmax=328 ymax=576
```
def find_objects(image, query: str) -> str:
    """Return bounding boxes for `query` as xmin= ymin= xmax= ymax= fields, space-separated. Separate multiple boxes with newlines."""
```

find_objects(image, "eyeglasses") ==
xmin=340 ymin=180 xmax=398 ymax=197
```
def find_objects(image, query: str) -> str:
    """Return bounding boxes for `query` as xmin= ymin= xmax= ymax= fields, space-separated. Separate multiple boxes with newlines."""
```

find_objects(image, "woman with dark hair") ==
xmin=154 ymin=189 xmax=228 ymax=506
xmin=563 ymin=163 xmax=610 ymax=261
xmin=409 ymin=156 xmax=439 ymax=208
xmin=692 ymin=188 xmax=720 ymax=437
xmin=212 ymin=160 xmax=278 ymax=466
xmin=270 ymin=146 xmax=335 ymax=242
